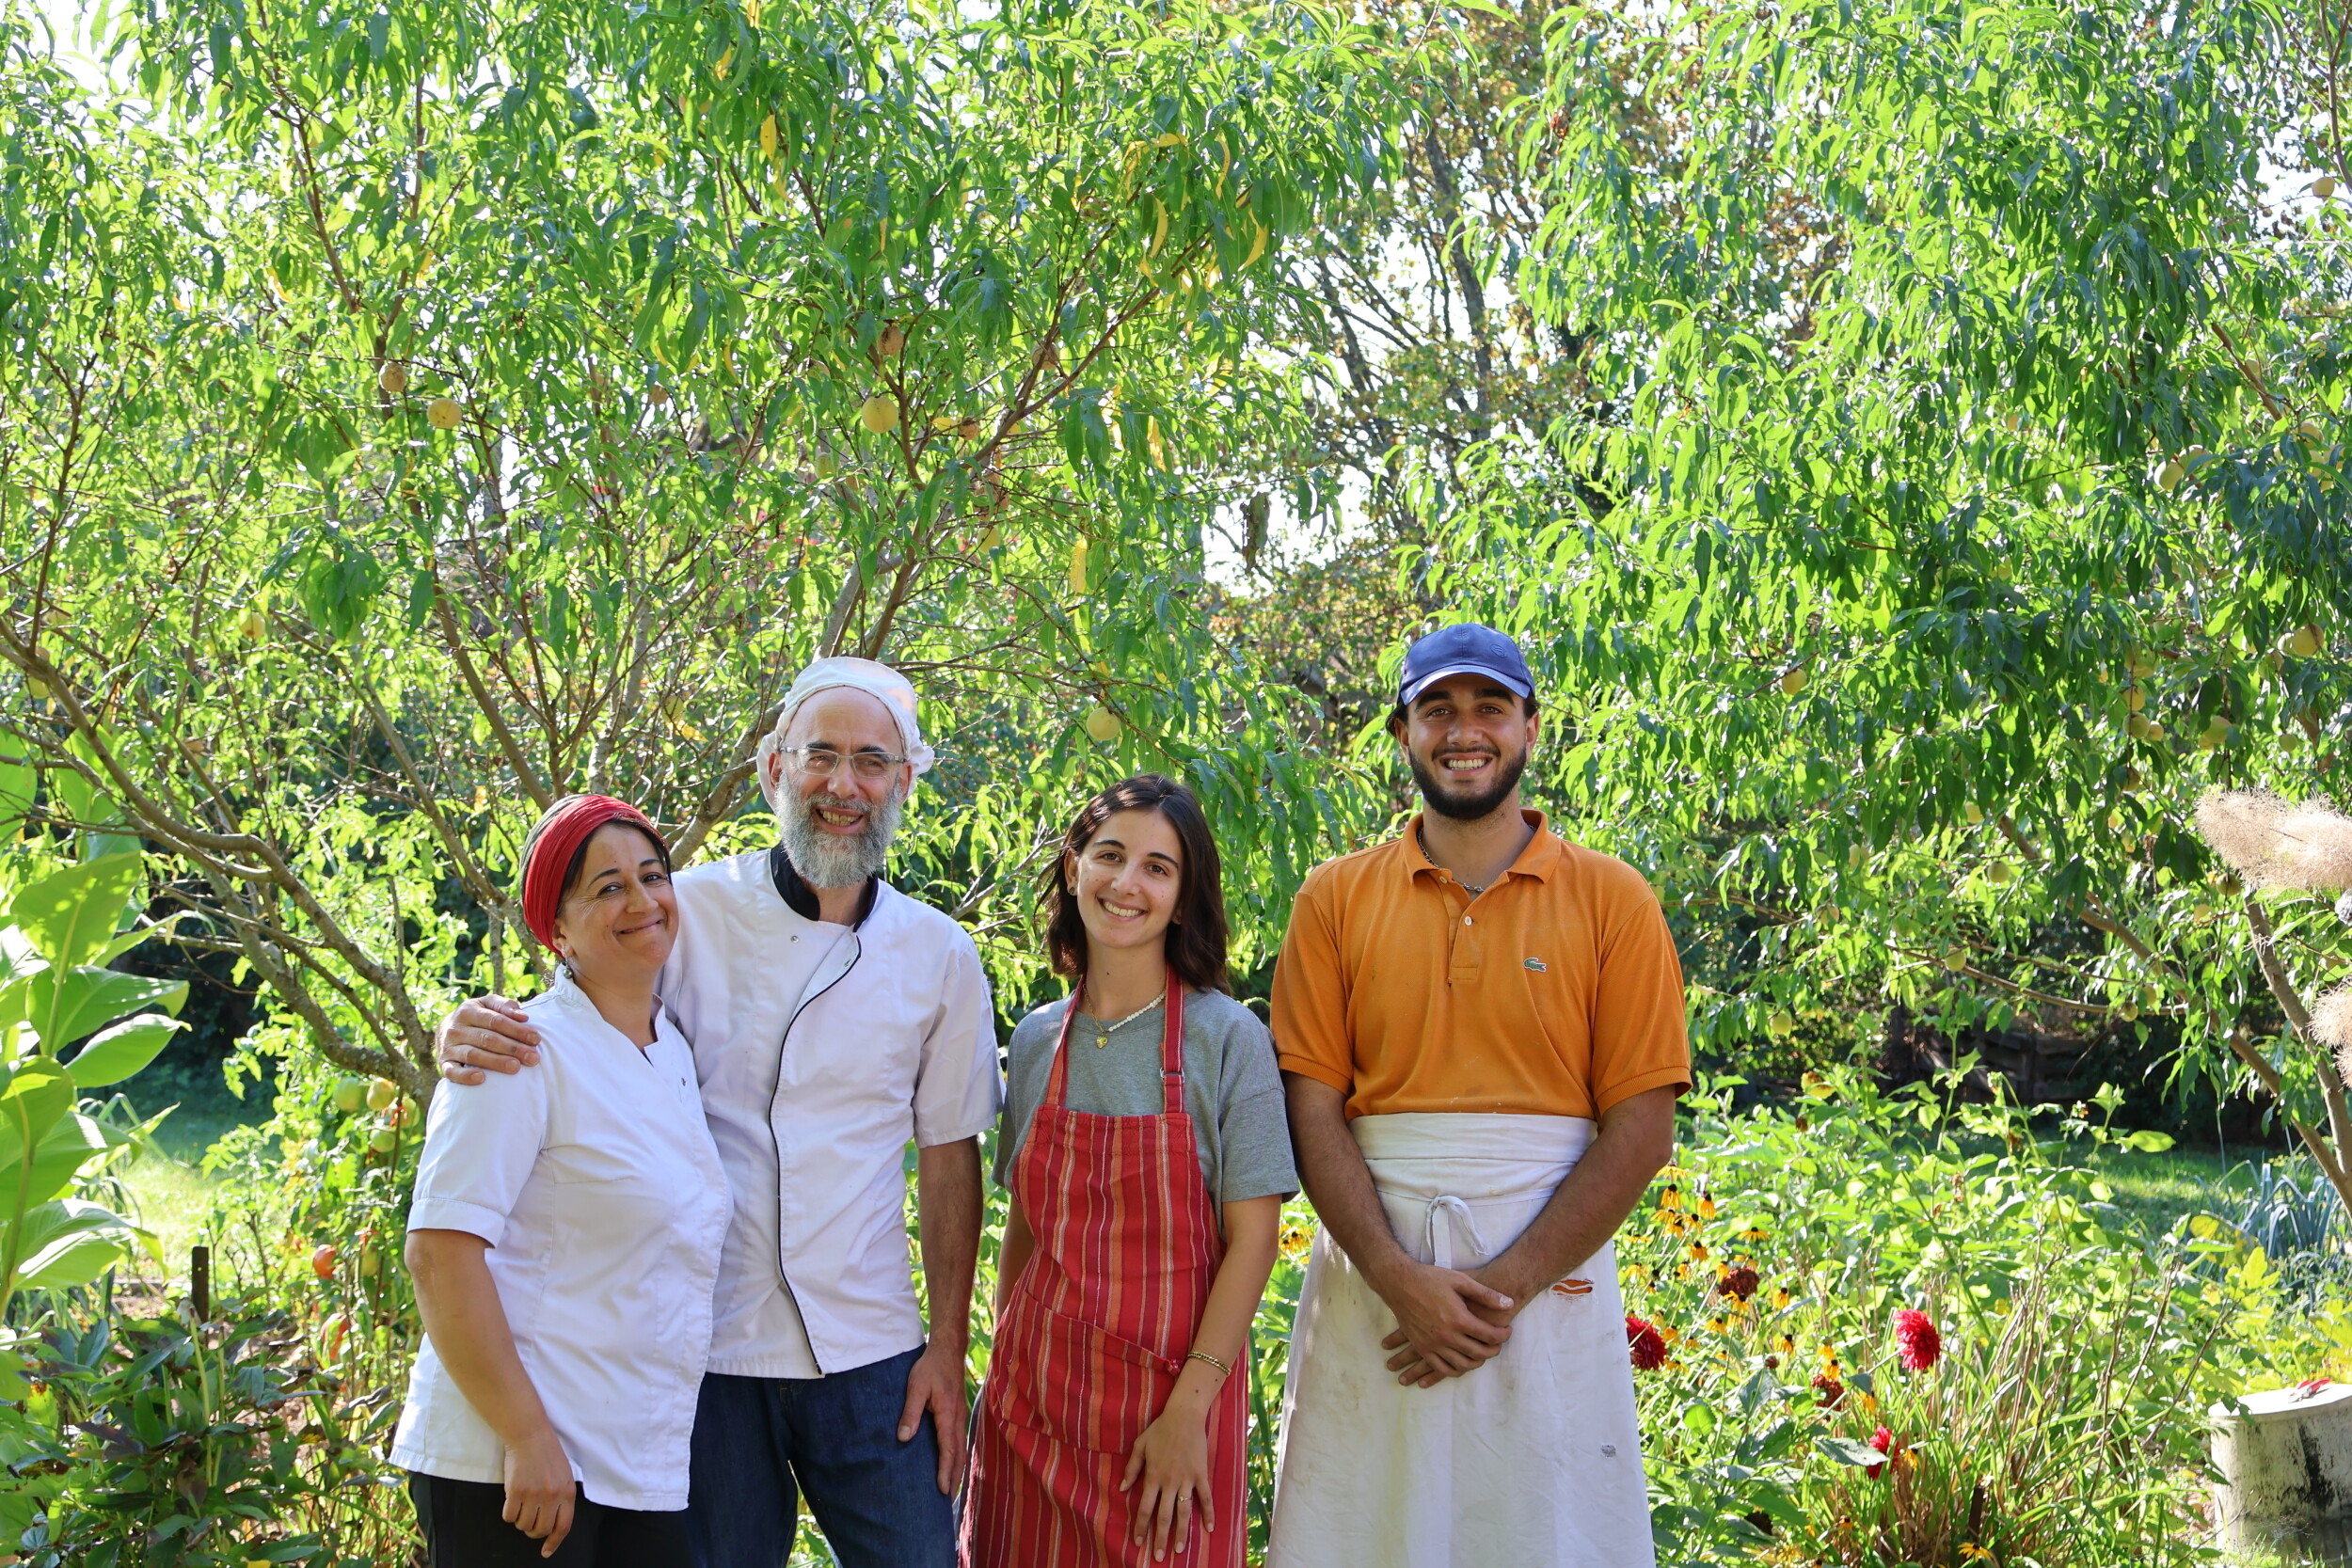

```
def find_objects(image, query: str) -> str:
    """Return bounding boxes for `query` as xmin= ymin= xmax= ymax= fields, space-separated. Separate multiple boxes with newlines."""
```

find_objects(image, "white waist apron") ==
xmin=1266 ymin=1113 xmax=1654 ymax=1568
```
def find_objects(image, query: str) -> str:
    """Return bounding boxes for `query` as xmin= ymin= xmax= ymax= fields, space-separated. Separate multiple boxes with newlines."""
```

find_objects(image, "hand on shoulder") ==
xmin=437 ymin=994 xmax=543 ymax=1085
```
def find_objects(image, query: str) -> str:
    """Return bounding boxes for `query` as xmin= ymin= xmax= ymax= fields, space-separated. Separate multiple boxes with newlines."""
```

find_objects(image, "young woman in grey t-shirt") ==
xmin=964 ymin=774 xmax=1295 ymax=1568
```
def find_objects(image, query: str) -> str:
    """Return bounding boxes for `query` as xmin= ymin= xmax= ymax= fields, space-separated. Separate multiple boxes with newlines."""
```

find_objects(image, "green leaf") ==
xmin=0 ymin=1060 xmax=77 ymax=1180
xmin=2123 ymin=1130 xmax=2175 ymax=1153
xmin=24 ymin=969 xmax=184 ymax=1055
xmin=0 ymin=759 xmax=32 ymax=822
xmin=8 ymin=853 xmax=144 ymax=969
xmin=64 ymin=1013 xmax=185 ymax=1089
xmin=15 ymin=1230 xmax=135 ymax=1292
xmin=4 ymin=1198 xmax=145 ymax=1291
xmin=0 ymin=927 xmax=43 ymax=995
xmin=1816 ymin=1434 xmax=1890 ymax=1468
xmin=17 ymin=1115 xmax=119 ymax=1215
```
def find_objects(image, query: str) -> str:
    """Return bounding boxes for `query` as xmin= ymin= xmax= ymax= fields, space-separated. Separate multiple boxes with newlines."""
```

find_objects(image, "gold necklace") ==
xmin=1085 ymin=986 xmax=1167 ymax=1049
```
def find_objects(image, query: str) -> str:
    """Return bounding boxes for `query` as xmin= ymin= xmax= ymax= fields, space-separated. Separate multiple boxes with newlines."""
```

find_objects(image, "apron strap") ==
xmin=1160 ymin=967 xmax=1185 ymax=1116
xmin=1425 ymin=1195 xmax=1488 ymax=1272
xmin=1041 ymin=966 xmax=1187 ymax=1114
xmin=1041 ymin=993 xmax=1082 ymax=1109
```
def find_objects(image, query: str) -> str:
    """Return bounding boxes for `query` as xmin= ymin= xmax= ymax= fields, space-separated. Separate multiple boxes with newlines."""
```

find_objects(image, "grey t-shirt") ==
xmin=995 ymin=988 xmax=1298 ymax=1211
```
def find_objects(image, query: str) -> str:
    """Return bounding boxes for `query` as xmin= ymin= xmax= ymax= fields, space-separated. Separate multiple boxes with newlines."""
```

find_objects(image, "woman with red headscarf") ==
xmin=391 ymin=796 xmax=732 ymax=1564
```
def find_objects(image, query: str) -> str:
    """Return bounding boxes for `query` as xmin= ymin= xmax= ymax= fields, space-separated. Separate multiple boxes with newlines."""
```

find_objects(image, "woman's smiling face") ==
xmin=551 ymin=822 xmax=677 ymax=982
xmin=1066 ymin=807 xmax=1185 ymax=962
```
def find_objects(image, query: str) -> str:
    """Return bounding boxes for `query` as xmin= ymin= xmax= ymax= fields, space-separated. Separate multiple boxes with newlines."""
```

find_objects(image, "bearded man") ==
xmin=1264 ymin=623 xmax=1691 ymax=1568
xmin=436 ymin=657 xmax=999 ymax=1568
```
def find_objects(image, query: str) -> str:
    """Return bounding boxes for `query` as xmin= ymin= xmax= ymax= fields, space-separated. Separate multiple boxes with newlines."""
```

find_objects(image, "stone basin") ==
xmin=2213 ymin=1382 xmax=2352 ymax=1563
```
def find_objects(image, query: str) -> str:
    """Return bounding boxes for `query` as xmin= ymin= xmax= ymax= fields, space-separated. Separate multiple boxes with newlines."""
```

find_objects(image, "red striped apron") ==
xmin=962 ymin=977 xmax=1248 ymax=1567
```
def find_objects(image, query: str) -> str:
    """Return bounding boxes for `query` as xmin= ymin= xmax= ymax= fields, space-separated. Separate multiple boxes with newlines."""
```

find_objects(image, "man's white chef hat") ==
xmin=755 ymin=657 xmax=936 ymax=810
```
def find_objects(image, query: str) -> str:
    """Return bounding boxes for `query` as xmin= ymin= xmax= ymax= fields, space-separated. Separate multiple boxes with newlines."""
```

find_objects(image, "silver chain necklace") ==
xmin=1421 ymin=825 xmax=1487 ymax=896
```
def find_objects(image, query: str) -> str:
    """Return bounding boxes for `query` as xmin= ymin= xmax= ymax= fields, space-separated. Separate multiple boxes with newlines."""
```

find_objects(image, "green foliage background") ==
xmin=1 ymin=0 xmax=2351 ymax=1559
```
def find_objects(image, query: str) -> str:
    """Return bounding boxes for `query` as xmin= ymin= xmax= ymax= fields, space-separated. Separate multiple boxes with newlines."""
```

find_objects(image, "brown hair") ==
xmin=1041 ymin=773 xmax=1231 ymax=994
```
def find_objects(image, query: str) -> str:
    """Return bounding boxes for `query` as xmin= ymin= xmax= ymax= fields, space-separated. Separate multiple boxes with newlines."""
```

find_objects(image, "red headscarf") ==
xmin=521 ymin=795 xmax=665 ymax=950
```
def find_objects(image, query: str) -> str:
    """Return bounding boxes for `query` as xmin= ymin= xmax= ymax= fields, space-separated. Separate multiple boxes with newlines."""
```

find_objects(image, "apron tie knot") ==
xmin=1424 ymin=1195 xmax=1487 ymax=1271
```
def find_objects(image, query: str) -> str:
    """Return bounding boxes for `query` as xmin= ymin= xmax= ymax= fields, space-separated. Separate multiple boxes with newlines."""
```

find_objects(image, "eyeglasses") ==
xmin=776 ymin=744 xmax=906 ymax=781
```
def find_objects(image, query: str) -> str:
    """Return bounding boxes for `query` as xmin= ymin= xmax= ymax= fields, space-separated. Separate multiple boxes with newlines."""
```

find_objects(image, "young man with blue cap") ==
xmin=1264 ymin=623 xmax=1691 ymax=1568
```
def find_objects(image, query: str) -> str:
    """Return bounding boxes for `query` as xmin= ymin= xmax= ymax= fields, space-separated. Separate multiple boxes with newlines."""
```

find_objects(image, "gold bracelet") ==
xmin=1185 ymin=1349 xmax=1232 ymax=1378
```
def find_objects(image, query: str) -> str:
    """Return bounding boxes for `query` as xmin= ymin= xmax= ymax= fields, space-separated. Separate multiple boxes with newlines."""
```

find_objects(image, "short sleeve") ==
xmin=1213 ymin=1006 xmax=1297 ymax=1202
xmin=406 ymin=1063 xmax=552 ymax=1247
xmin=1588 ymin=875 xmax=1692 ymax=1115
xmin=914 ymin=930 xmax=1004 ymax=1147
xmin=1270 ymin=870 xmax=1353 ymax=1095
xmin=992 ymin=1007 xmax=1061 ymax=1187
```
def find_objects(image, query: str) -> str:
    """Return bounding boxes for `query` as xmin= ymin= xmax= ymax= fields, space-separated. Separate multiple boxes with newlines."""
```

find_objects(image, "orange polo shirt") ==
xmin=1271 ymin=812 xmax=1692 ymax=1120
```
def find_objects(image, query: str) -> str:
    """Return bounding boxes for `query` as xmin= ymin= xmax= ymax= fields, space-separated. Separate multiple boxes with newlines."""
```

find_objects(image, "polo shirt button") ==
xmin=1464 ymin=916 xmax=1473 ymax=926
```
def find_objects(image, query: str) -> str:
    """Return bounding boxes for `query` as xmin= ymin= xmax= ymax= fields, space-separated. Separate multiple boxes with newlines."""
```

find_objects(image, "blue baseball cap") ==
xmin=1396 ymin=623 xmax=1534 ymax=707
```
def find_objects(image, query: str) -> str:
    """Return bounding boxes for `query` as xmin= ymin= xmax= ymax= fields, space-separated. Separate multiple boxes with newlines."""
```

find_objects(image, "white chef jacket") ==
xmin=661 ymin=849 xmax=1001 ymax=1378
xmin=391 ymin=973 xmax=731 ymax=1511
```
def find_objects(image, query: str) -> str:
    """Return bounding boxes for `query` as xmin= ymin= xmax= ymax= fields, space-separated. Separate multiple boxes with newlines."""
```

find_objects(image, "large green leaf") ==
xmin=63 ymin=1013 xmax=185 ymax=1089
xmin=24 ymin=968 xmax=184 ymax=1055
xmin=0 ymin=759 xmax=31 ymax=823
xmin=0 ymin=1060 xmax=76 ymax=1187
xmin=14 ymin=1231 xmax=134 ymax=1293
xmin=7 ymin=854 xmax=143 ymax=970
xmin=8 ymin=1114 xmax=118 ymax=1214
xmin=0 ymin=927 xmax=42 ymax=995
xmin=3 ymin=1198 xmax=148 ymax=1292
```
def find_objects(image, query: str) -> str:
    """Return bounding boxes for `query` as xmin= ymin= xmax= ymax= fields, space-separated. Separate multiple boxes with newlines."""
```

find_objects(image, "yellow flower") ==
xmin=1659 ymin=1184 xmax=1682 ymax=1212
xmin=1740 ymin=1226 xmax=1770 ymax=1244
xmin=1697 ymin=1191 xmax=1718 ymax=1220
xmin=1775 ymin=1335 xmax=1796 ymax=1357
xmin=1278 ymin=1223 xmax=1315 ymax=1263
xmin=1771 ymin=1287 xmax=1791 ymax=1310
xmin=1688 ymin=1242 xmax=1709 ymax=1262
xmin=1960 ymin=1545 xmax=1994 ymax=1563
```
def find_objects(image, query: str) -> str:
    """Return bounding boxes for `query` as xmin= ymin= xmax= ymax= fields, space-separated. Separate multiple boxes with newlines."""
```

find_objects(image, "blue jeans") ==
xmin=687 ymin=1346 xmax=955 ymax=1568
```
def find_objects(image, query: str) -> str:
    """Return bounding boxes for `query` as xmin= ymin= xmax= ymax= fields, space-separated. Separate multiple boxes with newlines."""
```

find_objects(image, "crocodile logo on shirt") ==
xmin=1523 ymin=957 xmax=1548 ymax=972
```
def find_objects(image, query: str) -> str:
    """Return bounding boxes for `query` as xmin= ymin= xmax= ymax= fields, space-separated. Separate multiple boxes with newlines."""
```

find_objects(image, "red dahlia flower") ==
xmin=1627 ymin=1314 xmax=1668 ymax=1370
xmin=1811 ymin=1371 xmax=1845 ymax=1407
xmin=1894 ymin=1308 xmax=1942 ymax=1371
xmin=1716 ymin=1264 xmax=1761 ymax=1303
xmin=1867 ymin=1424 xmax=1895 ymax=1479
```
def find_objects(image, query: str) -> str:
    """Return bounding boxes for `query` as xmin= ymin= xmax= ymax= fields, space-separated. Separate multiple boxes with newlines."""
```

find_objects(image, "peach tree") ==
xmin=1428 ymin=0 xmax=2352 ymax=1175
xmin=0 ymin=0 xmax=1410 ymax=1100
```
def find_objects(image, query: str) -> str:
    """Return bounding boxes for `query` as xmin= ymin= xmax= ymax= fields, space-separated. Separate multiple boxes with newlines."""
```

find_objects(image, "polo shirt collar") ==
xmin=769 ymin=845 xmax=880 ymax=929
xmin=1403 ymin=809 xmax=1563 ymax=886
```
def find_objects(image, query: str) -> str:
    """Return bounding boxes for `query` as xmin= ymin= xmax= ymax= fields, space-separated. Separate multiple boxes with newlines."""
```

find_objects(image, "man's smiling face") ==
xmin=767 ymin=687 xmax=911 ymax=888
xmin=1393 ymin=673 xmax=1539 ymax=822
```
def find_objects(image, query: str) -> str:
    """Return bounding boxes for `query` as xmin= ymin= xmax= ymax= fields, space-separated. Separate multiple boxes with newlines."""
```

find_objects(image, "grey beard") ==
xmin=777 ymin=784 xmax=904 ymax=889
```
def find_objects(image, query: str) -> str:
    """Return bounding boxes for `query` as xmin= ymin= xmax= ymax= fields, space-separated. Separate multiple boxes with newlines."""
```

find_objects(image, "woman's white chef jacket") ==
xmin=661 ymin=849 xmax=1001 ymax=1379
xmin=390 ymin=973 xmax=731 ymax=1511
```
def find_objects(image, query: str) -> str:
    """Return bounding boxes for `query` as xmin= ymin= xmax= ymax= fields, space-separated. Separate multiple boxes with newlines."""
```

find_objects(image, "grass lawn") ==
xmin=2072 ymin=1139 xmax=2246 ymax=1236
xmin=107 ymin=1052 xmax=278 ymax=1291
xmin=116 ymin=1150 xmax=221 ymax=1290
